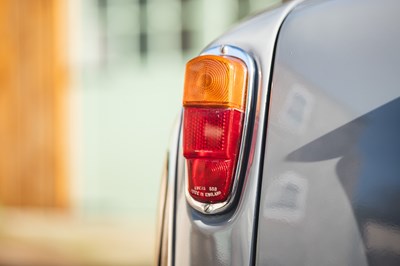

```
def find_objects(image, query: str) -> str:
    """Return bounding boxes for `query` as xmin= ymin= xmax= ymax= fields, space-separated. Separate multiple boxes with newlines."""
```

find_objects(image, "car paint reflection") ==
xmin=287 ymin=97 xmax=400 ymax=265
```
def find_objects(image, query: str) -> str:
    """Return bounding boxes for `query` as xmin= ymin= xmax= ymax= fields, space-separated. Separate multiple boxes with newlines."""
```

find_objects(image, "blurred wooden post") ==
xmin=0 ymin=0 xmax=69 ymax=208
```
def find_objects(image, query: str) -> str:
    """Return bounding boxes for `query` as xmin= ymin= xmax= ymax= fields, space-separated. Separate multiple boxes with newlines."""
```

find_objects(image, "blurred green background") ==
xmin=0 ymin=0 xmax=281 ymax=265
xmin=74 ymin=0 xmax=281 ymax=218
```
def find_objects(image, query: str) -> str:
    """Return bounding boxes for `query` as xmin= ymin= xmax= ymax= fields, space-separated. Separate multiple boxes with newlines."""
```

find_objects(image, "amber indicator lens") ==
xmin=183 ymin=54 xmax=248 ymax=205
xmin=183 ymin=55 xmax=247 ymax=110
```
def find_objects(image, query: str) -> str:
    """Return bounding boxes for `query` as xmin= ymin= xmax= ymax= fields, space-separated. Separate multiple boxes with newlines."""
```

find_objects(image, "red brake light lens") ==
xmin=183 ymin=108 xmax=243 ymax=203
xmin=182 ymin=54 xmax=248 ymax=206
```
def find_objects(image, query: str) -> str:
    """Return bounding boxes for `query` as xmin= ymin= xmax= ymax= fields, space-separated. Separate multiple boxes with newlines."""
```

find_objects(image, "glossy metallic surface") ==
xmin=173 ymin=1 xmax=302 ymax=265
xmin=155 ymin=153 xmax=168 ymax=265
xmin=185 ymin=45 xmax=257 ymax=215
xmin=156 ymin=115 xmax=181 ymax=266
xmin=256 ymin=0 xmax=400 ymax=265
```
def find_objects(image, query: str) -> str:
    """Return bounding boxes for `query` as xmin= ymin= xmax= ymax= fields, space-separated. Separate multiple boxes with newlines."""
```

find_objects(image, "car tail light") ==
xmin=183 ymin=51 xmax=251 ymax=213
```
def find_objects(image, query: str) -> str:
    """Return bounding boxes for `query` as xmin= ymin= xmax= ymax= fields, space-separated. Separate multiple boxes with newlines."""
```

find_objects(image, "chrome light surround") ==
xmin=184 ymin=45 xmax=257 ymax=215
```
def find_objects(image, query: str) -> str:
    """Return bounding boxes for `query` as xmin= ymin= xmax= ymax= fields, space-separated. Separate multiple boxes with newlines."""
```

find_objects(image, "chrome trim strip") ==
xmin=166 ymin=114 xmax=182 ymax=266
xmin=155 ymin=153 xmax=168 ymax=266
xmin=184 ymin=45 xmax=257 ymax=214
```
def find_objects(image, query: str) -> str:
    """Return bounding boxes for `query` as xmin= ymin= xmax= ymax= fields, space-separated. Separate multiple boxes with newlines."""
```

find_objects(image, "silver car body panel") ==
xmin=256 ymin=0 xmax=400 ymax=265
xmin=160 ymin=0 xmax=400 ymax=265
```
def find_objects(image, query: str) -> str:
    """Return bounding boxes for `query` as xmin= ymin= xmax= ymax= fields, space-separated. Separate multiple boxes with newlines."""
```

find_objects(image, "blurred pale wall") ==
xmin=71 ymin=0 xmax=281 ymax=222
